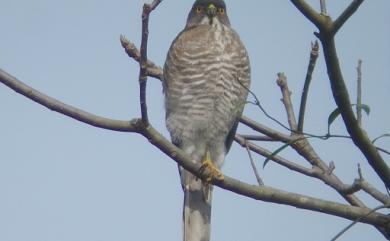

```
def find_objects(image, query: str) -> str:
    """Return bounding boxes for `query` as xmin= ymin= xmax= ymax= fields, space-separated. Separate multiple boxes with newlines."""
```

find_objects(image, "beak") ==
xmin=206 ymin=3 xmax=217 ymax=18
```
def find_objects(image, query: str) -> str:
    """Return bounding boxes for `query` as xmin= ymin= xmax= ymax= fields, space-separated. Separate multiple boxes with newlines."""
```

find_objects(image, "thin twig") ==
xmin=244 ymin=140 xmax=264 ymax=186
xmin=237 ymin=134 xmax=277 ymax=142
xmin=330 ymin=204 xmax=390 ymax=241
xmin=138 ymin=0 xmax=163 ymax=125
xmin=276 ymin=72 xmax=298 ymax=131
xmin=234 ymin=135 xmax=316 ymax=177
xmin=297 ymin=41 xmax=319 ymax=133
xmin=356 ymin=59 xmax=363 ymax=125
xmin=120 ymin=35 xmax=163 ymax=80
xmin=320 ymin=0 xmax=328 ymax=15
xmin=240 ymin=77 xmax=293 ymax=132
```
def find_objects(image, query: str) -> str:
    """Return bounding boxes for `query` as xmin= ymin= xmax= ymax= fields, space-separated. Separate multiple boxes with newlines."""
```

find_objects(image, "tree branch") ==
xmin=333 ymin=0 xmax=365 ymax=35
xmin=120 ymin=35 xmax=163 ymax=80
xmin=297 ymin=41 xmax=319 ymax=133
xmin=243 ymin=139 xmax=264 ymax=186
xmin=276 ymin=72 xmax=298 ymax=131
xmin=292 ymin=0 xmax=390 ymax=189
xmin=321 ymin=36 xmax=390 ymax=188
xmin=0 ymin=69 xmax=142 ymax=133
xmin=235 ymin=135 xmax=316 ymax=177
xmin=239 ymin=115 xmax=292 ymax=143
xmin=290 ymin=0 xmax=326 ymax=29
xmin=142 ymin=125 xmax=390 ymax=228
xmin=138 ymin=1 xmax=162 ymax=124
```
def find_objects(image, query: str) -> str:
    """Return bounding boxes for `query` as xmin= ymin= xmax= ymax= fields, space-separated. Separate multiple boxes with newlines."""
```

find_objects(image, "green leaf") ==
xmin=327 ymin=108 xmax=341 ymax=133
xmin=327 ymin=104 xmax=370 ymax=134
xmin=352 ymin=103 xmax=371 ymax=116
xmin=263 ymin=142 xmax=291 ymax=168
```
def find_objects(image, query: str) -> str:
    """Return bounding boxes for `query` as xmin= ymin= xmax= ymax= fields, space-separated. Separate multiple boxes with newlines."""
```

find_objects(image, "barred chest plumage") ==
xmin=163 ymin=19 xmax=250 ymax=158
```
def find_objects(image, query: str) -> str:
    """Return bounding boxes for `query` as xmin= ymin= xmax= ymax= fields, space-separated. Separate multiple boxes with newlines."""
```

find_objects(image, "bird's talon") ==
xmin=199 ymin=150 xmax=224 ymax=183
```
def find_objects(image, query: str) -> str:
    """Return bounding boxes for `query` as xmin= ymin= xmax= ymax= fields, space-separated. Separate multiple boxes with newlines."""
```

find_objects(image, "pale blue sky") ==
xmin=1 ymin=1 xmax=389 ymax=241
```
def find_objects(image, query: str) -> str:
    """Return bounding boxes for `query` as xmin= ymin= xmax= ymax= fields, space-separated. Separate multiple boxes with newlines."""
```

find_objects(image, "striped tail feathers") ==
xmin=182 ymin=170 xmax=213 ymax=241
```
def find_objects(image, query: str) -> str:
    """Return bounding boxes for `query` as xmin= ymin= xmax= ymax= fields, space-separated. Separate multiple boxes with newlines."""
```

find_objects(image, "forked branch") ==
xmin=290 ymin=0 xmax=390 ymax=189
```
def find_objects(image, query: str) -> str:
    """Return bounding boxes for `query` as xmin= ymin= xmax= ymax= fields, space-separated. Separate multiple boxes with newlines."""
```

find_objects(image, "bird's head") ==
xmin=185 ymin=0 xmax=230 ymax=29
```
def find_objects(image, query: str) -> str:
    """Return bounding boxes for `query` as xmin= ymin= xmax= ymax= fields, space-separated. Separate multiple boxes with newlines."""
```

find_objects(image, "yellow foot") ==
xmin=199 ymin=150 xmax=224 ymax=183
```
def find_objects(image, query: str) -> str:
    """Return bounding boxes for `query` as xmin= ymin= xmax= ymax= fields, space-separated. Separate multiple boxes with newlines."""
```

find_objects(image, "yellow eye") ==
xmin=218 ymin=8 xmax=225 ymax=15
xmin=196 ymin=6 xmax=202 ymax=13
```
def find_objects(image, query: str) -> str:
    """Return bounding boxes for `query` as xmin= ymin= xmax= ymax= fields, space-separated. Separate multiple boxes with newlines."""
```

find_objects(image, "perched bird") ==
xmin=163 ymin=0 xmax=250 ymax=240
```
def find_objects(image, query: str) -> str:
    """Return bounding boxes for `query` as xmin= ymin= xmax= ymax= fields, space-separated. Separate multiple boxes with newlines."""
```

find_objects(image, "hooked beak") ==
xmin=206 ymin=4 xmax=216 ymax=18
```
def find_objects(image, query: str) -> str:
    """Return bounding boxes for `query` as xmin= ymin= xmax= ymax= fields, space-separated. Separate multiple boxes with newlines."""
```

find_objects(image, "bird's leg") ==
xmin=199 ymin=150 xmax=224 ymax=183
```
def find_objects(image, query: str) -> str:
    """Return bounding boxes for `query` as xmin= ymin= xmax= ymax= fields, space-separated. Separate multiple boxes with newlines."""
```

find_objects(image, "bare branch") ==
xmin=330 ymin=204 xmax=390 ymax=241
xmin=243 ymin=139 xmax=264 ymax=186
xmin=140 ymin=119 xmax=390 ymax=228
xmin=293 ymin=0 xmax=390 ymax=188
xmin=361 ymin=180 xmax=390 ymax=205
xmin=120 ymin=35 xmax=163 ymax=80
xmin=235 ymin=135 xmax=316 ymax=177
xmin=333 ymin=0 xmax=365 ymax=35
xmin=237 ymin=134 xmax=278 ymax=142
xmin=276 ymin=73 xmax=298 ymax=131
xmin=239 ymin=115 xmax=292 ymax=143
xmin=297 ymin=41 xmax=319 ymax=133
xmin=290 ymin=0 xmax=326 ymax=29
xmin=0 ymin=69 xmax=142 ymax=133
xmin=138 ymin=1 xmax=162 ymax=124
xmin=321 ymin=36 xmax=390 ymax=188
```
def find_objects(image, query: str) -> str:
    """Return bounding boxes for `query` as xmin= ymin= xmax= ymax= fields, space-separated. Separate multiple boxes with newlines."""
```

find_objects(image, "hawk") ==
xmin=163 ymin=0 xmax=250 ymax=240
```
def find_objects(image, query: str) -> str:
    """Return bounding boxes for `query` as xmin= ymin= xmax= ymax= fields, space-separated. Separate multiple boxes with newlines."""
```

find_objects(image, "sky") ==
xmin=0 ymin=1 xmax=389 ymax=241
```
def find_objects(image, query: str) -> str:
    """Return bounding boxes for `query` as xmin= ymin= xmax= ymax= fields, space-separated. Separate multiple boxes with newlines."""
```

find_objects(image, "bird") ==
xmin=163 ymin=0 xmax=250 ymax=240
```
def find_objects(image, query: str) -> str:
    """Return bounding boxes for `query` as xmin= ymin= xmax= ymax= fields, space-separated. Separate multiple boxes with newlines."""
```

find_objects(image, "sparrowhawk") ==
xmin=163 ymin=0 xmax=250 ymax=240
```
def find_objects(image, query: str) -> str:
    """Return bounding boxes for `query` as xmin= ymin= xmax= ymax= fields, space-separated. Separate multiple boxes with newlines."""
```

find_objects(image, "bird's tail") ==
xmin=182 ymin=170 xmax=212 ymax=241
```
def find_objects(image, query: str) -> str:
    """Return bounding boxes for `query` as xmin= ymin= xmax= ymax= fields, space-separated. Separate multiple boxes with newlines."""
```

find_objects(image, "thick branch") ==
xmin=321 ymin=37 xmax=390 ymax=188
xmin=142 ymin=124 xmax=390 ymax=228
xmin=290 ymin=0 xmax=327 ymax=29
xmin=0 ymin=69 xmax=141 ymax=132
xmin=333 ymin=0 xmax=365 ymax=35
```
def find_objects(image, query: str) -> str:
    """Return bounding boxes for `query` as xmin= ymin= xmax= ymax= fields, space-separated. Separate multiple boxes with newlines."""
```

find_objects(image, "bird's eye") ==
xmin=218 ymin=8 xmax=225 ymax=15
xmin=196 ymin=6 xmax=202 ymax=14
